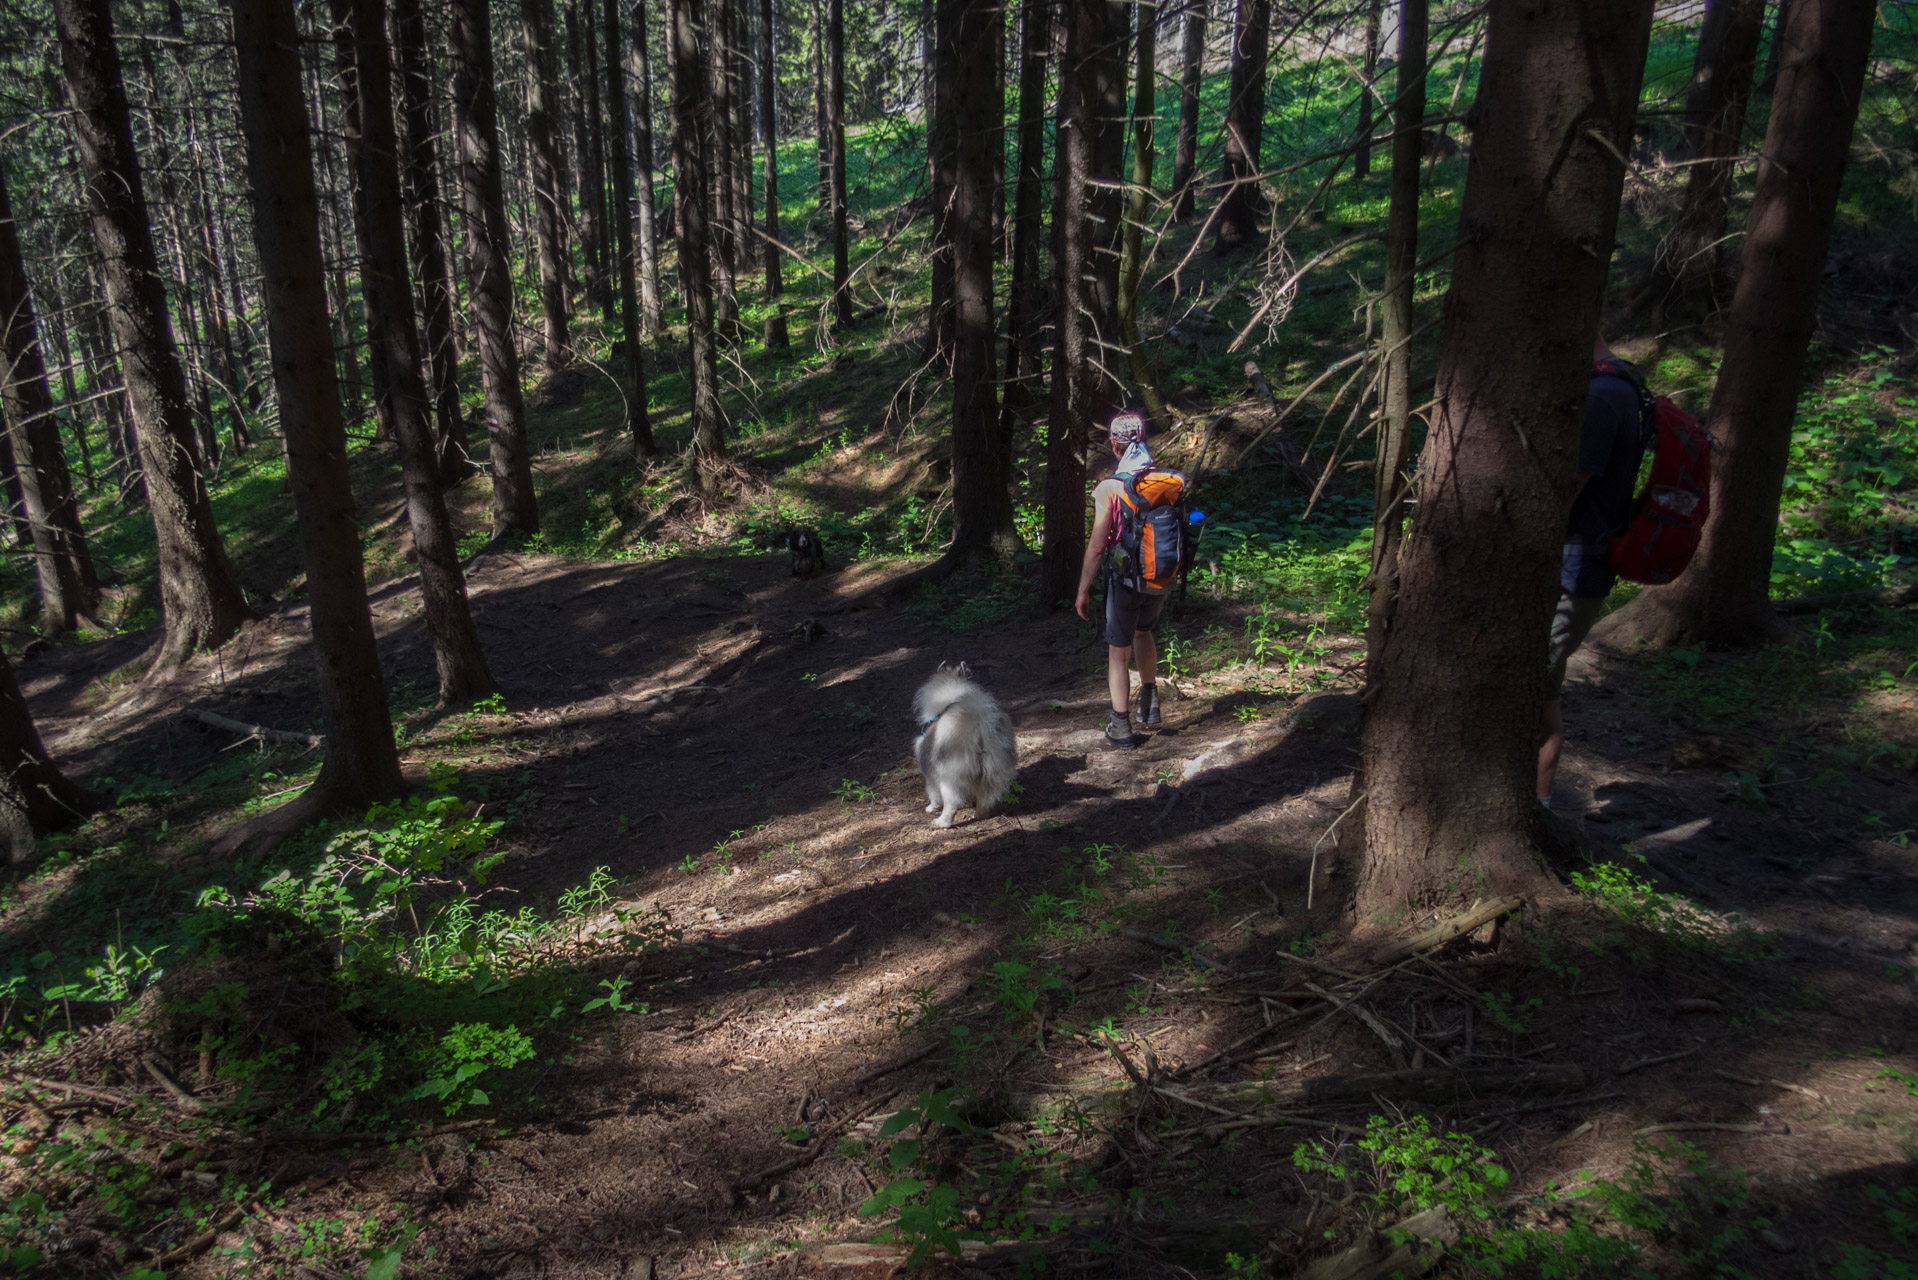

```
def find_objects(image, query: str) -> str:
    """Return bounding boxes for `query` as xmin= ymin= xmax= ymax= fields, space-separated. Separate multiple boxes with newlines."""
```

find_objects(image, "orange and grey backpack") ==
xmin=1112 ymin=467 xmax=1188 ymax=595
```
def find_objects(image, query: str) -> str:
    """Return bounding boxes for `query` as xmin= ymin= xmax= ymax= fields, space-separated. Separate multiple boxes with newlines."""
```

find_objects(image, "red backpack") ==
xmin=1596 ymin=361 xmax=1715 ymax=586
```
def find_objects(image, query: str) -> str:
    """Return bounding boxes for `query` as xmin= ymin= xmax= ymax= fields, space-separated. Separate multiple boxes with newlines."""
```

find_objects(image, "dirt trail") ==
xmin=11 ymin=552 xmax=1918 ymax=1277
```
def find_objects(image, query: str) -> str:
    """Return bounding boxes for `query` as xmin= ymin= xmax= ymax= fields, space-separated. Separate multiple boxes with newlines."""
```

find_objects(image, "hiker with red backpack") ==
xmin=1074 ymin=412 xmax=1192 ymax=751
xmin=1537 ymin=336 xmax=1713 ymax=807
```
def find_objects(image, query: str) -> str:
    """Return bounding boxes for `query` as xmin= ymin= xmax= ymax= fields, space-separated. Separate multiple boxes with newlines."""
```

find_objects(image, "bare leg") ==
xmin=1107 ymin=644 xmax=1132 ymax=713
xmin=1134 ymin=630 xmax=1158 ymax=685
xmin=1536 ymin=697 xmax=1564 ymax=802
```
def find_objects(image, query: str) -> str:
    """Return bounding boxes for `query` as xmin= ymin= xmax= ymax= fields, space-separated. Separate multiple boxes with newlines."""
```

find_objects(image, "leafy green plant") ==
xmin=1293 ymin=1114 xmax=1511 ymax=1221
xmin=834 ymin=778 xmax=877 ymax=805
xmin=406 ymin=1022 xmax=535 ymax=1114
xmin=858 ymin=1087 xmax=976 ymax=1267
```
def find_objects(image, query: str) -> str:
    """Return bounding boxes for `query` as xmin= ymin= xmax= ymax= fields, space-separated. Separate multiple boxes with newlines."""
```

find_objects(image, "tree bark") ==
xmin=0 ymin=163 xmax=102 ymax=634
xmin=1362 ymin=0 xmax=1426 ymax=707
xmin=811 ymin=0 xmax=830 ymax=209
xmin=603 ymin=0 xmax=659 ymax=456
xmin=1170 ymin=0 xmax=1205 ymax=221
xmin=669 ymin=0 xmax=729 ymax=488
xmin=1355 ymin=0 xmax=1382 ymax=179
xmin=54 ymin=0 xmax=252 ymax=677
xmin=924 ymin=0 xmax=958 ymax=369
xmin=1117 ymin=0 xmax=1167 ymax=429
xmin=1000 ymin=0 xmax=1051 ymax=423
xmin=524 ymin=0 xmax=572 ymax=367
xmin=327 ymin=8 xmax=398 ymax=448
xmin=827 ymin=0 xmax=852 ymax=332
xmin=0 ymin=647 xmax=97 ymax=863
xmin=1217 ymin=0 xmax=1269 ymax=249
xmin=709 ymin=0 xmax=742 ymax=342
xmin=943 ymin=0 xmax=1020 ymax=565
xmin=334 ymin=0 xmax=500 ymax=705
xmin=629 ymin=0 xmax=665 ymax=337
xmin=759 ymin=0 xmax=789 ymax=349
xmin=1591 ymin=0 xmax=1879 ymax=655
xmin=449 ymin=0 xmax=541 ymax=535
xmin=230 ymin=0 xmax=406 ymax=816
xmin=576 ymin=0 xmax=615 ymax=326
xmin=1357 ymin=0 xmax=1653 ymax=919
xmin=1037 ymin=0 xmax=1128 ymax=609
xmin=394 ymin=0 xmax=474 ymax=485
xmin=1641 ymin=0 xmax=1768 ymax=313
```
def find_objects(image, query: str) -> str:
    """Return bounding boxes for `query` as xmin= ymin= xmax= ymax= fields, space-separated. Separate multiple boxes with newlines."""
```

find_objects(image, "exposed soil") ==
xmin=7 ymin=549 xmax=1918 ymax=1278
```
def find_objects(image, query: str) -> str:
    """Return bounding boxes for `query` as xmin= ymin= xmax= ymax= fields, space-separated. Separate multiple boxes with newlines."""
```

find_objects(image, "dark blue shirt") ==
xmin=1562 ymin=366 xmax=1647 ymax=596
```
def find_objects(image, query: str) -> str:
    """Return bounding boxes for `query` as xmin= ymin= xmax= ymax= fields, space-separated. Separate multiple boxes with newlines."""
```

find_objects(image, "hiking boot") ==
xmin=1105 ymin=710 xmax=1136 ymax=751
xmin=1136 ymin=685 xmax=1162 ymax=726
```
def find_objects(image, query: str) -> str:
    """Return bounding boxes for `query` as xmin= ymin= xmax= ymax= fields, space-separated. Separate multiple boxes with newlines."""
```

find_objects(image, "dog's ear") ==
xmin=953 ymin=661 xmax=972 ymax=680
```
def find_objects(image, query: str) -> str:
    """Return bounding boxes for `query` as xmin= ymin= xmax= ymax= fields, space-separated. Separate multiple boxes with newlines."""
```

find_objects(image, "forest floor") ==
xmin=6 ymin=525 xmax=1918 ymax=1277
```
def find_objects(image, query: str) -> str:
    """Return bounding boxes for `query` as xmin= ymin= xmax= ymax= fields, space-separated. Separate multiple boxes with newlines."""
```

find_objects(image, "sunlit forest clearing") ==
xmin=2 ymin=0 xmax=1918 ymax=1276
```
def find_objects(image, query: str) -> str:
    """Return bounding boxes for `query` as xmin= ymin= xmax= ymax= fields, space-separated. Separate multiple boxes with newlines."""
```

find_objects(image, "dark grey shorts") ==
xmin=1104 ymin=578 xmax=1166 ymax=648
xmin=1547 ymin=592 xmax=1606 ymax=692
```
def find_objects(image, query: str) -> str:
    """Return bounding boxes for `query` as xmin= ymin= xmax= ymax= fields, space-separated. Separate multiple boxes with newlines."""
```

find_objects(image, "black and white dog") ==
xmin=773 ymin=528 xmax=827 ymax=578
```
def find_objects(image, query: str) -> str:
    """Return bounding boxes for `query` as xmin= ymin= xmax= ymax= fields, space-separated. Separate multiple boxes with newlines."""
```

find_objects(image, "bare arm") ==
xmin=1074 ymin=481 xmax=1119 ymax=619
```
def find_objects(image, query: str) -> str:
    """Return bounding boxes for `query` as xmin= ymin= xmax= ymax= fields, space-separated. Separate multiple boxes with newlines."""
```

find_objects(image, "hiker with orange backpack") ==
xmin=1074 ymin=412 xmax=1192 ymax=751
xmin=1537 ymin=335 xmax=1713 ymax=807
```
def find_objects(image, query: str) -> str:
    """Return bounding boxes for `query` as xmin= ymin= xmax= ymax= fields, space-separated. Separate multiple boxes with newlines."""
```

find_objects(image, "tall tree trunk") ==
xmin=566 ymin=4 xmax=603 ymax=310
xmin=1592 ymin=0 xmax=1879 ymax=655
xmin=602 ymin=0 xmax=658 ymax=456
xmin=1000 ymin=0 xmax=1051 ymax=421
xmin=669 ymin=0 xmax=729 ymax=487
xmin=54 ymin=0 xmax=252 ymax=677
xmin=40 ymin=268 xmax=99 ymax=495
xmin=395 ymin=0 xmax=473 ymax=484
xmin=449 ymin=0 xmax=541 ymax=535
xmin=524 ymin=0 xmax=572 ymax=367
xmin=1117 ymin=0 xmax=1167 ymax=428
xmin=1169 ymin=0 xmax=1204 ymax=220
xmin=732 ymin=0 xmax=754 ymax=284
xmin=1362 ymin=0 xmax=1427 ymax=708
xmin=710 ymin=0 xmax=742 ymax=342
xmin=1640 ymin=0 xmax=1768 ymax=313
xmin=1038 ymin=0 xmax=1128 ymax=608
xmin=1356 ymin=0 xmax=1653 ymax=920
xmin=327 ymin=8 xmax=398 ymax=447
xmin=577 ymin=0 xmax=615 ymax=326
xmin=629 ymin=0 xmax=664 ymax=336
xmin=924 ymin=0 xmax=958 ymax=368
xmin=1217 ymin=0 xmax=1269 ymax=248
xmin=1355 ymin=0 xmax=1382 ymax=179
xmin=0 ymin=647 xmax=97 ymax=863
xmin=827 ymin=0 xmax=852 ymax=331
xmin=334 ymin=0 xmax=500 ymax=704
xmin=0 ymin=164 xmax=102 ymax=633
xmin=811 ymin=0 xmax=830 ymax=208
xmin=943 ymin=0 xmax=1020 ymax=564
xmin=1761 ymin=0 xmax=1794 ymax=90
xmin=230 ymin=0 xmax=405 ymax=823
xmin=759 ymin=0 xmax=789 ymax=348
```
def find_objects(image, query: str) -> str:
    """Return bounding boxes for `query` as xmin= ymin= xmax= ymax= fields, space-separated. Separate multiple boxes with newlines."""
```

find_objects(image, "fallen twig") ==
xmin=4 ymin=1072 xmax=134 ymax=1108
xmin=1372 ymin=896 xmax=1526 ymax=965
xmin=735 ymin=1089 xmax=900 ymax=1191
xmin=1616 ymin=1047 xmax=1697 ymax=1075
xmin=186 ymin=710 xmax=322 ymax=748
xmin=1711 ymin=1069 xmax=1827 ymax=1104
xmin=855 ymin=1043 xmax=940 ymax=1088
xmin=142 ymin=1056 xmax=208 ymax=1115
xmin=1121 ymin=927 xmax=1232 ymax=974
xmin=1633 ymin=1120 xmax=1790 ymax=1137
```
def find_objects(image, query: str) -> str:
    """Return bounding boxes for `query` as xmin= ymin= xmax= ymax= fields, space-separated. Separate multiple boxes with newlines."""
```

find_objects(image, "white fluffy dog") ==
xmin=912 ymin=663 xmax=1016 ymax=829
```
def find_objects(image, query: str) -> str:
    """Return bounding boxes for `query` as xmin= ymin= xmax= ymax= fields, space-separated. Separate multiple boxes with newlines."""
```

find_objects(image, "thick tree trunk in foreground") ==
xmin=669 ymin=0 xmax=729 ymax=488
xmin=450 ymin=0 xmax=541 ymax=535
xmin=602 ymin=0 xmax=658 ymax=456
xmin=1592 ymin=0 xmax=1879 ymax=654
xmin=1170 ymin=0 xmax=1205 ymax=220
xmin=1357 ymin=0 xmax=1653 ymax=920
xmin=230 ymin=0 xmax=404 ymax=821
xmin=0 ymin=164 xmax=101 ymax=633
xmin=629 ymin=0 xmax=664 ymax=337
xmin=827 ymin=0 xmax=851 ymax=331
xmin=1363 ymin=0 xmax=1427 ymax=664
xmin=1217 ymin=0 xmax=1270 ymax=248
xmin=335 ymin=0 xmax=499 ymax=705
xmin=395 ymin=0 xmax=472 ymax=484
xmin=759 ymin=0 xmax=788 ymax=349
xmin=0 ymin=648 xmax=97 ymax=862
xmin=943 ymin=0 xmax=1019 ymax=565
xmin=524 ymin=0 xmax=572 ymax=367
xmin=1000 ymin=0 xmax=1051 ymax=423
xmin=1641 ymin=0 xmax=1767 ymax=312
xmin=55 ymin=0 xmax=251 ymax=677
xmin=1038 ymin=0 xmax=1128 ymax=608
